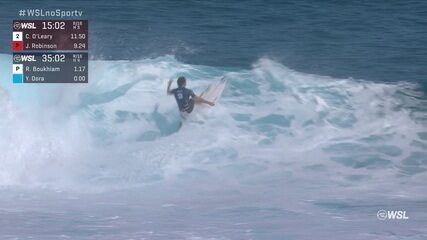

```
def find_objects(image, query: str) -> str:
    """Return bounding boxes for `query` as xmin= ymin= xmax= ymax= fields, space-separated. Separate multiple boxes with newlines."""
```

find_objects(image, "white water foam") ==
xmin=0 ymin=54 xmax=426 ymax=199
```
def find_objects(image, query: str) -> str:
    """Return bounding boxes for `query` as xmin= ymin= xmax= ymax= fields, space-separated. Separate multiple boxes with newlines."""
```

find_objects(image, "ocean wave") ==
xmin=0 ymin=54 xmax=426 ymax=195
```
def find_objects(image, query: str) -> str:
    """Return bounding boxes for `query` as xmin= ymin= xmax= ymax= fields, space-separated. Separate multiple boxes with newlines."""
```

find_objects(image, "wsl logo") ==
xmin=13 ymin=54 xmax=36 ymax=63
xmin=13 ymin=21 xmax=36 ymax=30
xmin=377 ymin=210 xmax=409 ymax=220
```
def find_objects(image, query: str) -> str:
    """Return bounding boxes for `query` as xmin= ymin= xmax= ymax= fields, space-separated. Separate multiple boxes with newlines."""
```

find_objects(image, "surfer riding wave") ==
xmin=167 ymin=76 xmax=215 ymax=115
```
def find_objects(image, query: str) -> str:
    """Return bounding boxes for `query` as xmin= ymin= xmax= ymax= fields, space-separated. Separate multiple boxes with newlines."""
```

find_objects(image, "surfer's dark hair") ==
xmin=177 ymin=76 xmax=186 ymax=87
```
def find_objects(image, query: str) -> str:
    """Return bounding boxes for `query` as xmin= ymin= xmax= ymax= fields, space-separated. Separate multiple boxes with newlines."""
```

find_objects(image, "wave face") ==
xmin=0 ymin=53 xmax=426 ymax=197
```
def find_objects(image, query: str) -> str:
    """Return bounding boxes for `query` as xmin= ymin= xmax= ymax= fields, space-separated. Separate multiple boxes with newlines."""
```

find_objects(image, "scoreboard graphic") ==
xmin=12 ymin=20 xmax=88 ymax=83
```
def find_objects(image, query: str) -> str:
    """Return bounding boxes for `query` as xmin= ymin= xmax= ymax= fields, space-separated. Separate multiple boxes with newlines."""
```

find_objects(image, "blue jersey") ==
xmin=171 ymin=87 xmax=196 ymax=112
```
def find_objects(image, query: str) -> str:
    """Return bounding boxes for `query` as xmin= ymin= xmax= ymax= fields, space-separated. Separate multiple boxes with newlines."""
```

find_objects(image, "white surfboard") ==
xmin=180 ymin=77 xmax=226 ymax=122
xmin=199 ymin=77 xmax=227 ymax=104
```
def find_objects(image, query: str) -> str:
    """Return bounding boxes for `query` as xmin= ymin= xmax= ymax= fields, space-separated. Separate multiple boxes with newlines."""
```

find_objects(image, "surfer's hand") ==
xmin=208 ymin=102 xmax=215 ymax=106
xmin=168 ymin=79 xmax=173 ymax=85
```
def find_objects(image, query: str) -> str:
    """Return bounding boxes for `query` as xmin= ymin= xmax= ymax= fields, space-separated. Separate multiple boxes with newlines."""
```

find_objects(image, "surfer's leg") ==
xmin=193 ymin=96 xmax=203 ymax=104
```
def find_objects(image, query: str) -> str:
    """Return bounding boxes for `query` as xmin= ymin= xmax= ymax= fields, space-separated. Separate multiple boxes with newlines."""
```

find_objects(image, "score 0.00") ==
xmin=73 ymin=75 xmax=86 ymax=82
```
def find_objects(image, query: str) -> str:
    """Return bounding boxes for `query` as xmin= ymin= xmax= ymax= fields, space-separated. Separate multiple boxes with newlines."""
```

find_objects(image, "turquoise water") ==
xmin=1 ymin=54 xmax=427 ymax=239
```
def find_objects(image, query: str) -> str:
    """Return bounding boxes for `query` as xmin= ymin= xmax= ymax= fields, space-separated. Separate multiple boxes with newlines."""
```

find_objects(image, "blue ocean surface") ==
xmin=0 ymin=1 xmax=427 ymax=239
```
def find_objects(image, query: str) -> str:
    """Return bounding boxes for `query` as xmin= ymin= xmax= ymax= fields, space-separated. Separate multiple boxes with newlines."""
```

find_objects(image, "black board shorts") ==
xmin=181 ymin=99 xmax=195 ymax=114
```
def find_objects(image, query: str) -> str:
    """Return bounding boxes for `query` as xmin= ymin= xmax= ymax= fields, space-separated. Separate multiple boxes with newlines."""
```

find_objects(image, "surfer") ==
xmin=167 ymin=76 xmax=215 ymax=114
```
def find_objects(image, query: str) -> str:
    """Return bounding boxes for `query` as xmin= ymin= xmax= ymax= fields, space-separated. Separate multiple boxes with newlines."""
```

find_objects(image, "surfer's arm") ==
xmin=167 ymin=79 xmax=173 ymax=95
xmin=193 ymin=96 xmax=215 ymax=106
